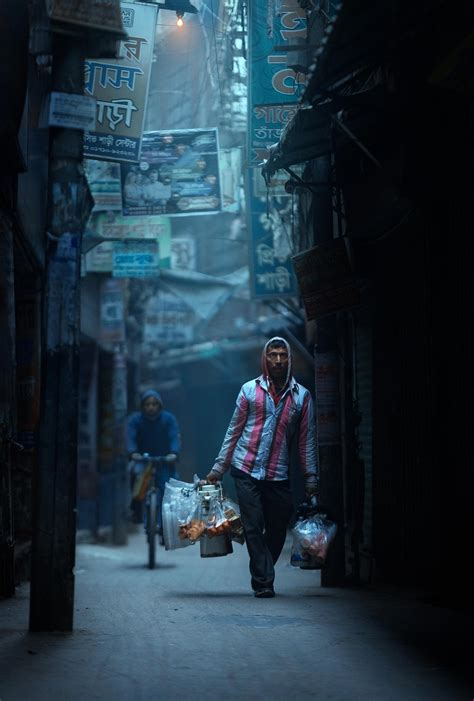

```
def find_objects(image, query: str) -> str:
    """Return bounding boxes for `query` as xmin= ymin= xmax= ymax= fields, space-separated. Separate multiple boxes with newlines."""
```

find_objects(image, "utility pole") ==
xmin=29 ymin=32 xmax=91 ymax=632
xmin=112 ymin=343 xmax=128 ymax=546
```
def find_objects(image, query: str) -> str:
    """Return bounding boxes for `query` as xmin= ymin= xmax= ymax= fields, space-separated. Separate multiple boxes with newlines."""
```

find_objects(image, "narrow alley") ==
xmin=1 ymin=533 xmax=472 ymax=700
xmin=2 ymin=2 xmax=474 ymax=699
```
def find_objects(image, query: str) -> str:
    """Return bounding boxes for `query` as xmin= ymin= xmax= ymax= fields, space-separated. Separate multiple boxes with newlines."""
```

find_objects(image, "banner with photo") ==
xmin=120 ymin=128 xmax=222 ymax=217
xmin=83 ymin=1 xmax=157 ymax=163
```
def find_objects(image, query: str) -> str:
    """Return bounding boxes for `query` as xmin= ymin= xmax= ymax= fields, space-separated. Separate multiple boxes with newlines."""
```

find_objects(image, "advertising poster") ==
xmin=83 ymin=1 xmax=157 ymax=163
xmin=84 ymin=159 xmax=123 ymax=211
xmin=120 ymin=128 xmax=222 ymax=217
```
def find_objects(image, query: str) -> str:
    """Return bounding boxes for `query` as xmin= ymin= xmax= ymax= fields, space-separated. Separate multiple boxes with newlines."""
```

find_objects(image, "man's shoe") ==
xmin=254 ymin=587 xmax=275 ymax=598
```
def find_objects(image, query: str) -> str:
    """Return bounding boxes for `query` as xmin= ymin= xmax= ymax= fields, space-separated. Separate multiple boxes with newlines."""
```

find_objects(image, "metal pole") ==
xmin=29 ymin=33 xmax=90 ymax=632
xmin=112 ymin=345 xmax=128 ymax=546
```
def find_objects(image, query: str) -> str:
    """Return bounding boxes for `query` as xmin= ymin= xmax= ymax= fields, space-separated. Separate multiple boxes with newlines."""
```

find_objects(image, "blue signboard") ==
xmin=248 ymin=1 xmax=305 ymax=298
xmin=249 ymin=1 xmax=306 ymax=166
xmin=247 ymin=171 xmax=297 ymax=299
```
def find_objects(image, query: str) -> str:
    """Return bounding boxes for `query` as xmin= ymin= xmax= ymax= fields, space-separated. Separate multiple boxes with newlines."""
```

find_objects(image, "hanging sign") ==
xmin=49 ymin=92 xmax=96 ymax=131
xmin=112 ymin=240 xmax=160 ymax=278
xmin=83 ymin=1 xmax=157 ymax=163
xmin=248 ymin=171 xmax=297 ymax=299
xmin=120 ymin=128 xmax=222 ymax=217
xmin=248 ymin=1 xmax=305 ymax=166
xmin=292 ymin=239 xmax=360 ymax=319
xmin=46 ymin=0 xmax=124 ymax=33
xmin=100 ymin=278 xmax=125 ymax=344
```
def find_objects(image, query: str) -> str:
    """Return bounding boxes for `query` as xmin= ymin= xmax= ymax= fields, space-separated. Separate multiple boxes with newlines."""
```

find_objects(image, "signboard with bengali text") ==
xmin=112 ymin=239 xmax=160 ymax=278
xmin=83 ymin=2 xmax=157 ymax=163
xmin=248 ymin=171 xmax=297 ymax=299
xmin=248 ymin=2 xmax=305 ymax=166
xmin=247 ymin=1 xmax=305 ymax=298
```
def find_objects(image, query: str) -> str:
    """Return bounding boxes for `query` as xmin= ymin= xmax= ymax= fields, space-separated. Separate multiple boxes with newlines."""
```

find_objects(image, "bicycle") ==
xmin=132 ymin=453 xmax=177 ymax=569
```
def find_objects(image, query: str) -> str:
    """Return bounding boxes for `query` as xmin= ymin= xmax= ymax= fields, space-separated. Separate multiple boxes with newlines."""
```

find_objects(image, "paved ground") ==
xmin=0 ymin=531 xmax=473 ymax=700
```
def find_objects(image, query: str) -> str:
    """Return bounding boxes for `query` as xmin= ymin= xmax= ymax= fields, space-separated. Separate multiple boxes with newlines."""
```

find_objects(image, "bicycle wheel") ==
xmin=147 ymin=491 xmax=157 ymax=569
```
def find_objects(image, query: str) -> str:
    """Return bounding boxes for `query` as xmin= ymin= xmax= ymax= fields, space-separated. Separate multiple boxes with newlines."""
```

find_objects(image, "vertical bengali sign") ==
xmin=247 ymin=1 xmax=305 ymax=299
xmin=249 ymin=1 xmax=306 ymax=166
xmin=248 ymin=170 xmax=297 ymax=299
xmin=83 ymin=1 xmax=157 ymax=163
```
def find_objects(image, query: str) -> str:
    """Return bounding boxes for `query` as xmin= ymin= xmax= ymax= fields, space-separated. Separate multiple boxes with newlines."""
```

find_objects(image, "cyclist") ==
xmin=127 ymin=389 xmax=181 ymax=543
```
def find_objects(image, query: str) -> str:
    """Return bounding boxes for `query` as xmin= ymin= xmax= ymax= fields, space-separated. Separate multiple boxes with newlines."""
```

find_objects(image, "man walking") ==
xmin=206 ymin=336 xmax=319 ymax=597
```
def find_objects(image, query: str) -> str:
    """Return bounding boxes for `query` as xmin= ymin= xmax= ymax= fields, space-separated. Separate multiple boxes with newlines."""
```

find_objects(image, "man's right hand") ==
xmin=204 ymin=471 xmax=220 ymax=484
xmin=131 ymin=452 xmax=143 ymax=461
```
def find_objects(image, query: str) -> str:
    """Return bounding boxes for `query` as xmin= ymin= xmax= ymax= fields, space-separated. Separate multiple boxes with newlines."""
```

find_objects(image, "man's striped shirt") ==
xmin=211 ymin=375 xmax=318 ymax=481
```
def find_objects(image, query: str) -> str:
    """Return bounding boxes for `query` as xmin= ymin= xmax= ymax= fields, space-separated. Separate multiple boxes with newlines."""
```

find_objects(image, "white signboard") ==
xmin=144 ymin=290 xmax=195 ymax=347
xmin=49 ymin=92 xmax=96 ymax=130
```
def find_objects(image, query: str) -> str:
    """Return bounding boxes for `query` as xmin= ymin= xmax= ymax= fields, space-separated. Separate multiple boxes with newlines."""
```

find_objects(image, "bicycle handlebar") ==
xmin=140 ymin=453 xmax=177 ymax=464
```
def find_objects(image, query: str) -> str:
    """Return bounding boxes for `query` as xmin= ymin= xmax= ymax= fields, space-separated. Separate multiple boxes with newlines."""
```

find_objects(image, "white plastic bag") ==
xmin=162 ymin=477 xmax=199 ymax=550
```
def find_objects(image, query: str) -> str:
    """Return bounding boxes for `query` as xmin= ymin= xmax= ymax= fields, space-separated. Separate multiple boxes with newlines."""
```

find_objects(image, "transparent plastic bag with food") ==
xmin=221 ymin=497 xmax=245 ymax=544
xmin=290 ymin=514 xmax=337 ymax=569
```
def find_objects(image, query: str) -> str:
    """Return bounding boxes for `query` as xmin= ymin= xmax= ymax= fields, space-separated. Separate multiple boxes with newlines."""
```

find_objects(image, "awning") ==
xmin=158 ymin=267 xmax=248 ymax=321
xmin=303 ymin=0 xmax=474 ymax=103
xmin=261 ymin=103 xmax=332 ymax=181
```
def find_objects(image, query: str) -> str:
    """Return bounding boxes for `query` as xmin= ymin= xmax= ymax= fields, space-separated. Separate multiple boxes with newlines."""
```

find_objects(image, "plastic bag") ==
xmin=291 ymin=513 xmax=337 ymax=569
xmin=162 ymin=478 xmax=200 ymax=550
xmin=222 ymin=497 xmax=245 ymax=545
xmin=203 ymin=495 xmax=232 ymax=538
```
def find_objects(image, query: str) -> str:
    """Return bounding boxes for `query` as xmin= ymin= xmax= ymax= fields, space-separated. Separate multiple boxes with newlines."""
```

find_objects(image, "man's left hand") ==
xmin=165 ymin=453 xmax=177 ymax=463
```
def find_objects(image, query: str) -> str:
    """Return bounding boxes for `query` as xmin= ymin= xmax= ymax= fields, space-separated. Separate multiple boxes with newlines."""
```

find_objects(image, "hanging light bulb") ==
xmin=176 ymin=11 xmax=184 ymax=27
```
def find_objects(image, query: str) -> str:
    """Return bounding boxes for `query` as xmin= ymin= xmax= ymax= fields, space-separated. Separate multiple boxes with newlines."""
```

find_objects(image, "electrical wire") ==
xmin=209 ymin=0 xmax=225 ymax=113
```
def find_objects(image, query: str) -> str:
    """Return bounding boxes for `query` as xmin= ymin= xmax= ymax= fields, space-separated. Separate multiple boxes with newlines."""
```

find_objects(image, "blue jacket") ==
xmin=127 ymin=410 xmax=181 ymax=459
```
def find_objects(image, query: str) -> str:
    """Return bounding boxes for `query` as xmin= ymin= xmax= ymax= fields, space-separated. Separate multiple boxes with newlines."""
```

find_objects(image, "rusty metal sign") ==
xmin=45 ymin=0 xmax=124 ymax=33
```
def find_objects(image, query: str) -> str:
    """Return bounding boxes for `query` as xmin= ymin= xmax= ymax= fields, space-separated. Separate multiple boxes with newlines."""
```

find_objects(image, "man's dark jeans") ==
xmin=231 ymin=467 xmax=293 ymax=591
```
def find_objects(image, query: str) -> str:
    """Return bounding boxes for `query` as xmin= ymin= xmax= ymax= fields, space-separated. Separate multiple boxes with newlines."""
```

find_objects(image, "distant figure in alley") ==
xmin=128 ymin=389 xmax=181 ymax=543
